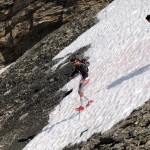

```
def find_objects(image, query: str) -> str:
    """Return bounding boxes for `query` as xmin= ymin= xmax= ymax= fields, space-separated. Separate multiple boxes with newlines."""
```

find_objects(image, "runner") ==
xmin=69 ymin=56 xmax=93 ymax=111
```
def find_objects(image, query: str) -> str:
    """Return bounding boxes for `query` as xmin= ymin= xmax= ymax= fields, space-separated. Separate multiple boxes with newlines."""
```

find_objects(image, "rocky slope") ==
xmin=0 ymin=0 xmax=110 ymax=65
xmin=0 ymin=0 xmax=149 ymax=150
xmin=0 ymin=0 xmax=113 ymax=150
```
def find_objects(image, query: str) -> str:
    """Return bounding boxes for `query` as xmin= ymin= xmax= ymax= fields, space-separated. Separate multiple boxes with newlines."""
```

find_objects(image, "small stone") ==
xmin=19 ymin=113 xmax=28 ymax=121
xmin=49 ymin=78 xmax=55 ymax=82
xmin=146 ymin=140 xmax=150 ymax=146
xmin=113 ymin=143 xmax=123 ymax=150
xmin=4 ymin=89 xmax=11 ymax=95
xmin=128 ymin=130 xmax=137 ymax=138
xmin=100 ymin=135 xmax=114 ymax=144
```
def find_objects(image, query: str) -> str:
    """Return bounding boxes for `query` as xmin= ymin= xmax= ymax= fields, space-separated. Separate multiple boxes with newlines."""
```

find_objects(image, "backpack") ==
xmin=80 ymin=59 xmax=90 ymax=72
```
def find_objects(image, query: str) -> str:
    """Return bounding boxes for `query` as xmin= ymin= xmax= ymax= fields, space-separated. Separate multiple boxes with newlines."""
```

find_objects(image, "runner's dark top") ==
xmin=71 ymin=63 xmax=88 ymax=79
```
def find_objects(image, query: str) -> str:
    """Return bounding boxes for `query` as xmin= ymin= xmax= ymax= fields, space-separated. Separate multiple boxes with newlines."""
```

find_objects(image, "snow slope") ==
xmin=0 ymin=64 xmax=12 ymax=75
xmin=23 ymin=0 xmax=150 ymax=149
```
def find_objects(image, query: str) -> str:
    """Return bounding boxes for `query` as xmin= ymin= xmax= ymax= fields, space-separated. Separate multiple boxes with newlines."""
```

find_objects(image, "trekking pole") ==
xmin=78 ymin=100 xmax=82 ymax=120
xmin=78 ymin=110 xmax=81 ymax=120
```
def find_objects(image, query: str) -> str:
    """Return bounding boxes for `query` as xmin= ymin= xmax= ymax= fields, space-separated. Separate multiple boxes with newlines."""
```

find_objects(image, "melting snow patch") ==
xmin=23 ymin=0 xmax=150 ymax=150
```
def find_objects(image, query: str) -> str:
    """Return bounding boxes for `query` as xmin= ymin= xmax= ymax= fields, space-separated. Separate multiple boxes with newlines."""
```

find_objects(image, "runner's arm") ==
xmin=71 ymin=68 xmax=79 ymax=77
xmin=80 ymin=64 xmax=88 ymax=79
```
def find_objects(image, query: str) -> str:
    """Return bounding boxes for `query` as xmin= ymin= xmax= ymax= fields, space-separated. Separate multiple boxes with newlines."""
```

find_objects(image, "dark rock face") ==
xmin=0 ymin=0 xmax=111 ymax=65
xmin=0 ymin=1 xmax=113 ymax=150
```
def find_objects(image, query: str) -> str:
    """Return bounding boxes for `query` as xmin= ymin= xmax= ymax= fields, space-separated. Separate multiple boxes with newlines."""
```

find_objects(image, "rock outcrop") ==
xmin=0 ymin=1 xmax=113 ymax=150
xmin=0 ymin=0 xmax=110 ymax=65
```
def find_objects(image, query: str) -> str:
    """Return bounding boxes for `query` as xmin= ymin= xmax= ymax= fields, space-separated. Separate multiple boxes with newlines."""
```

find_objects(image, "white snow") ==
xmin=23 ymin=0 xmax=150 ymax=150
xmin=0 ymin=64 xmax=12 ymax=75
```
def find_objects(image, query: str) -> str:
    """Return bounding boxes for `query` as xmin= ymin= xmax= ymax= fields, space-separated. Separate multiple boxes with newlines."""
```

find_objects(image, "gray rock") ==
xmin=19 ymin=113 xmax=28 ymax=121
xmin=146 ymin=140 xmax=150 ymax=146
xmin=128 ymin=130 xmax=137 ymax=138
xmin=0 ymin=0 xmax=113 ymax=65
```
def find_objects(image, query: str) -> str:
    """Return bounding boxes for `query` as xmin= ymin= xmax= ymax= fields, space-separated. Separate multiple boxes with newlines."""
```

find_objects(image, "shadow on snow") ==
xmin=43 ymin=112 xmax=79 ymax=133
xmin=107 ymin=64 xmax=150 ymax=89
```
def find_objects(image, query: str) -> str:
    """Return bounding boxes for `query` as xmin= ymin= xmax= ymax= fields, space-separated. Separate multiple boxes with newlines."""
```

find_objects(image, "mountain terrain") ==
xmin=0 ymin=0 xmax=150 ymax=150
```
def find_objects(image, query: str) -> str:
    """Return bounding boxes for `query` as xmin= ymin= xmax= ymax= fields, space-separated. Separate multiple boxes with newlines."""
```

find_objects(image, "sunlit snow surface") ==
xmin=24 ymin=0 xmax=150 ymax=149
xmin=0 ymin=64 xmax=12 ymax=75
